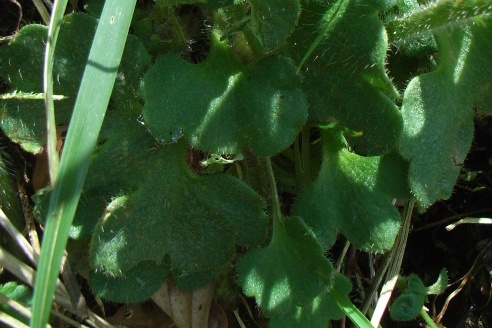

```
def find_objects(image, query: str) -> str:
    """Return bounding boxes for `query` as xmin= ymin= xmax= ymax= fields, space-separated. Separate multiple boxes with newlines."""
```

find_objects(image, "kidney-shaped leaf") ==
xmin=293 ymin=129 xmax=408 ymax=251
xmin=141 ymin=32 xmax=307 ymax=157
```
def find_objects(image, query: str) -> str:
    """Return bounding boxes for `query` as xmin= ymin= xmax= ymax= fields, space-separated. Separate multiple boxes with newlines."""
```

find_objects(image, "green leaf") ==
xmin=268 ymin=273 xmax=350 ymax=327
xmin=399 ymin=19 xmax=492 ymax=207
xmin=289 ymin=0 xmax=402 ymax=155
xmin=0 ymin=282 xmax=32 ymax=325
xmin=426 ymin=268 xmax=448 ymax=295
xmin=247 ymin=0 xmax=301 ymax=53
xmin=141 ymin=32 xmax=307 ymax=156
xmin=390 ymin=274 xmax=427 ymax=321
xmin=159 ymin=0 xmax=207 ymax=5
xmin=31 ymin=2 xmax=138 ymax=326
xmin=390 ymin=293 xmax=424 ymax=321
xmin=89 ymin=260 xmax=171 ymax=303
xmin=406 ymin=274 xmax=428 ymax=296
xmin=0 ymin=282 xmax=32 ymax=302
xmin=383 ymin=0 xmax=437 ymax=56
xmin=237 ymin=216 xmax=333 ymax=315
xmin=0 ymin=152 xmax=24 ymax=232
xmin=0 ymin=13 xmax=150 ymax=154
xmin=86 ymin=113 xmax=268 ymax=297
xmin=293 ymin=128 xmax=407 ymax=251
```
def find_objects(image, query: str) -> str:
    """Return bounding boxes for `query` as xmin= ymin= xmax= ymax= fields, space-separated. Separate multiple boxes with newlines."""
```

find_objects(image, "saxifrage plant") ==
xmin=0 ymin=0 xmax=491 ymax=326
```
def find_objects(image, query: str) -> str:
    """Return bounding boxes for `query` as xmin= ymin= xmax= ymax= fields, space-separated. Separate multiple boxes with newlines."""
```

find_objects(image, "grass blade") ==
xmin=30 ymin=1 xmax=137 ymax=327
xmin=44 ymin=0 xmax=68 ymax=184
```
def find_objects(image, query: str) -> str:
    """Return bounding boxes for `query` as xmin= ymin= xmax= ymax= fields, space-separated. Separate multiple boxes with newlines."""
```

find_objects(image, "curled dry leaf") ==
xmin=151 ymin=277 xmax=227 ymax=328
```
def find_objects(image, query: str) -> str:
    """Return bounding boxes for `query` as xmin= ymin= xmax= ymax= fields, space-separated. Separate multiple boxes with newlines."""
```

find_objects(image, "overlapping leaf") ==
xmin=90 ymin=259 xmax=171 ymax=303
xmin=399 ymin=15 xmax=492 ymax=207
xmin=1 ymin=12 xmax=269 ymax=302
xmin=237 ymin=216 xmax=334 ymax=315
xmin=293 ymin=128 xmax=409 ymax=251
xmin=0 ymin=282 xmax=32 ymax=325
xmin=268 ymin=273 xmax=350 ymax=327
xmin=246 ymin=0 xmax=301 ymax=53
xmin=86 ymin=112 xmax=267 ymax=299
xmin=288 ymin=0 xmax=402 ymax=155
xmin=141 ymin=32 xmax=307 ymax=156
xmin=0 ymin=13 xmax=150 ymax=153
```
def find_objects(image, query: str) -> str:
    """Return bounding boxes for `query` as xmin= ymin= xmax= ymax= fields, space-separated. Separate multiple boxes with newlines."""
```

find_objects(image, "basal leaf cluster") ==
xmin=0 ymin=0 xmax=491 ymax=325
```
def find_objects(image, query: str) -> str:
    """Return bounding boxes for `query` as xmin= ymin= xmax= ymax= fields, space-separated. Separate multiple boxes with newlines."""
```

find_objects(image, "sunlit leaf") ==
xmin=399 ymin=17 xmax=492 ymax=207
xmin=0 ymin=13 xmax=150 ymax=153
xmin=268 ymin=273 xmax=350 ymax=327
xmin=86 ymin=113 xmax=268 ymax=298
xmin=288 ymin=0 xmax=402 ymax=155
xmin=237 ymin=216 xmax=333 ymax=315
xmin=293 ymin=128 xmax=408 ymax=251
xmin=141 ymin=32 xmax=307 ymax=156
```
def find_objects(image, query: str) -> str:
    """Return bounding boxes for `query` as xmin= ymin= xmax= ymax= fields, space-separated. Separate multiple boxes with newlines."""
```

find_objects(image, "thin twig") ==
xmin=42 ymin=0 xmax=54 ymax=9
xmin=0 ymin=293 xmax=35 ymax=325
xmin=0 ymin=292 xmax=93 ymax=328
xmin=0 ymin=208 xmax=38 ymax=266
xmin=0 ymin=246 xmax=71 ymax=309
xmin=0 ymin=311 xmax=29 ymax=328
xmin=360 ymin=251 xmax=392 ymax=316
xmin=435 ymin=240 xmax=492 ymax=324
xmin=16 ymin=177 xmax=41 ymax=255
xmin=370 ymin=199 xmax=415 ymax=327
xmin=335 ymin=240 xmax=351 ymax=272
xmin=445 ymin=217 xmax=492 ymax=231
xmin=8 ymin=0 xmax=22 ymax=33
xmin=60 ymin=252 xmax=89 ymax=320
xmin=413 ymin=207 xmax=492 ymax=232
xmin=31 ymin=0 xmax=51 ymax=25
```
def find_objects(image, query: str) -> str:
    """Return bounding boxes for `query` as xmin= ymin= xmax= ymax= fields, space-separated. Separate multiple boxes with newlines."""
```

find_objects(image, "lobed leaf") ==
xmin=268 ymin=273 xmax=350 ymax=327
xmin=86 ymin=112 xmax=268 ymax=297
xmin=399 ymin=18 xmax=492 ymax=207
xmin=141 ymin=31 xmax=307 ymax=157
xmin=0 ymin=13 xmax=150 ymax=154
xmin=288 ymin=0 xmax=402 ymax=155
xmin=390 ymin=274 xmax=427 ymax=321
xmin=293 ymin=128 xmax=409 ymax=251
xmin=237 ymin=216 xmax=334 ymax=315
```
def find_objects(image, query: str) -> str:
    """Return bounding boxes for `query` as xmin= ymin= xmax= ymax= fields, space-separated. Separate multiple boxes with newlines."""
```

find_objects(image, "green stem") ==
xmin=301 ymin=126 xmax=311 ymax=184
xmin=386 ymin=0 xmax=492 ymax=43
xmin=265 ymin=157 xmax=283 ymax=226
xmin=44 ymin=0 xmax=69 ymax=185
xmin=420 ymin=309 xmax=439 ymax=328
xmin=294 ymin=126 xmax=312 ymax=192
xmin=294 ymin=134 xmax=303 ymax=191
